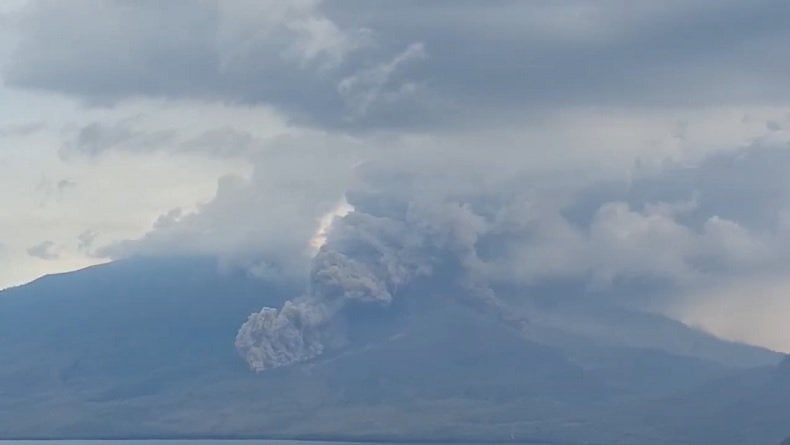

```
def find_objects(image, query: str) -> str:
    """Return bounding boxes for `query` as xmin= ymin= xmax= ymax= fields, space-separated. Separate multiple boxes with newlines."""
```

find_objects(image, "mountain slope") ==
xmin=0 ymin=256 xmax=785 ymax=444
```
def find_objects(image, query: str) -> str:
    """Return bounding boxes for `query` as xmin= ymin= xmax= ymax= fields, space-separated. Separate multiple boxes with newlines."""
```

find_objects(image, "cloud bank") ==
xmin=4 ymin=1 xmax=790 ymax=351
xmin=10 ymin=1 xmax=790 ymax=129
xmin=234 ymin=143 xmax=790 ymax=368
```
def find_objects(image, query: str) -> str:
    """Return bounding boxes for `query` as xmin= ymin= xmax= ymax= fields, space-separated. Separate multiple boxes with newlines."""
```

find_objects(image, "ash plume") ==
xmin=235 ymin=301 xmax=327 ymax=371
xmin=235 ymin=198 xmax=501 ymax=371
xmin=235 ymin=209 xmax=434 ymax=371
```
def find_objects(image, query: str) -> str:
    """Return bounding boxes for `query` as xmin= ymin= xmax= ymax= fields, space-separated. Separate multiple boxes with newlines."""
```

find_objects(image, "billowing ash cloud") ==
xmin=234 ymin=253 xmax=393 ymax=371
xmin=310 ymin=250 xmax=393 ymax=303
xmin=236 ymin=146 xmax=790 ymax=369
xmin=235 ymin=207 xmax=436 ymax=371
xmin=236 ymin=301 xmax=328 ymax=371
xmin=234 ymin=175 xmax=552 ymax=371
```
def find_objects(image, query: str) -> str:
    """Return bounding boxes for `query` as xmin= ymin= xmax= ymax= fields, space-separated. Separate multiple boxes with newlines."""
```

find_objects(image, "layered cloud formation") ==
xmin=3 ymin=1 xmax=790 ymax=350
xmin=8 ymin=1 xmax=790 ymax=128
xmin=235 ymin=145 xmax=790 ymax=368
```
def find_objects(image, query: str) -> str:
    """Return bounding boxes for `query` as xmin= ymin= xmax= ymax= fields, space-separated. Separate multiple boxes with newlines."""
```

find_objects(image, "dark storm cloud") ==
xmin=326 ymin=0 xmax=790 ymax=111
xmin=565 ymin=144 xmax=790 ymax=234
xmin=6 ymin=1 xmax=790 ymax=129
xmin=5 ymin=0 xmax=221 ymax=101
xmin=3 ymin=0 xmax=423 ymax=128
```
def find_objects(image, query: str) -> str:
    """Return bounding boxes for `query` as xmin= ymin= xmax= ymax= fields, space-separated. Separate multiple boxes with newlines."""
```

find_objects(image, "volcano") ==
xmin=0 ymin=256 xmax=786 ymax=444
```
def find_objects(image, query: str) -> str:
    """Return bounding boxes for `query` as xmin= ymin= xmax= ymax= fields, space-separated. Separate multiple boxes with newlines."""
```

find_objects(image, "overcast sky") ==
xmin=3 ymin=0 xmax=790 ymax=351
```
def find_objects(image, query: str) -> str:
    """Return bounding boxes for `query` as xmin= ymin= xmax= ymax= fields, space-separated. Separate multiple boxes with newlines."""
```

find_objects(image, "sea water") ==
xmin=0 ymin=441 xmax=554 ymax=445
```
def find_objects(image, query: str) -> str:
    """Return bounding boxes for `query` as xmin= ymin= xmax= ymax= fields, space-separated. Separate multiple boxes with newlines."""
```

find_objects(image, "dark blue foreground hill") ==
xmin=0 ymin=256 xmax=786 ymax=444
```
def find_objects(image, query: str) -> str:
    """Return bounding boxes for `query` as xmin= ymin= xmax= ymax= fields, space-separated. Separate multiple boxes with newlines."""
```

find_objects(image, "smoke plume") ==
xmin=235 ymin=208 xmax=436 ymax=371
xmin=236 ymin=159 xmax=782 ymax=370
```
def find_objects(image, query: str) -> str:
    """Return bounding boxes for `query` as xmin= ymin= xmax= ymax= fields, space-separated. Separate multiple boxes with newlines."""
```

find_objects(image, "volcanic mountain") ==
xmin=0 ymin=255 xmax=786 ymax=444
